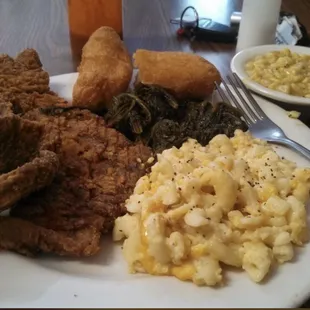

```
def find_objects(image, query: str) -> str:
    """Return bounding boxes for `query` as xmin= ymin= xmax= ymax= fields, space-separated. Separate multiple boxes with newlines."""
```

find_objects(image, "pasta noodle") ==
xmin=245 ymin=49 xmax=310 ymax=98
xmin=114 ymin=130 xmax=310 ymax=286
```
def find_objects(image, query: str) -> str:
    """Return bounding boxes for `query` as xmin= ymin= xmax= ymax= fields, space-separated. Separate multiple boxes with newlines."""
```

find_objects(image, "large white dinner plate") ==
xmin=1 ymin=72 xmax=310 ymax=308
xmin=231 ymin=44 xmax=310 ymax=106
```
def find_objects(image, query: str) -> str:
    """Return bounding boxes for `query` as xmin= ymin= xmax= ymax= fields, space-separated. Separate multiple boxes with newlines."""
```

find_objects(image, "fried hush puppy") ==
xmin=133 ymin=49 xmax=221 ymax=100
xmin=72 ymin=26 xmax=133 ymax=111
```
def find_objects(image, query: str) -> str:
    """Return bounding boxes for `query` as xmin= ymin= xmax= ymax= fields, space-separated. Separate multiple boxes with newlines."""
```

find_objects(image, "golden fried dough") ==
xmin=72 ymin=27 xmax=133 ymax=111
xmin=133 ymin=49 xmax=221 ymax=100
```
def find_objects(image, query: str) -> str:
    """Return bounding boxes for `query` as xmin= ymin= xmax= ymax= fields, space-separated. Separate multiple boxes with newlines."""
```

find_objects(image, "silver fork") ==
xmin=215 ymin=73 xmax=310 ymax=161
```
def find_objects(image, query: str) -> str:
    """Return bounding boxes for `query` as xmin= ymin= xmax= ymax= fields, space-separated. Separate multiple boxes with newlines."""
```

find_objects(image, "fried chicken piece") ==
xmin=0 ymin=48 xmax=67 ymax=114
xmin=0 ymin=217 xmax=101 ymax=257
xmin=0 ymin=115 xmax=59 ymax=211
xmin=0 ymin=49 xmax=49 ymax=93
xmin=0 ymin=91 xmax=68 ymax=114
xmin=0 ymin=115 xmax=43 ymax=173
xmin=9 ymin=108 xmax=152 ymax=256
xmin=72 ymin=27 xmax=133 ymax=111
xmin=0 ymin=150 xmax=59 ymax=212
xmin=0 ymin=49 xmax=149 ymax=257
xmin=0 ymin=101 xmax=14 ymax=117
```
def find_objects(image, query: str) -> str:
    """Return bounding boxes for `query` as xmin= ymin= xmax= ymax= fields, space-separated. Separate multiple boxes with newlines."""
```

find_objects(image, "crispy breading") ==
xmin=0 ymin=217 xmax=101 ymax=257
xmin=8 ymin=108 xmax=152 ymax=256
xmin=0 ymin=115 xmax=43 ymax=173
xmin=0 ymin=101 xmax=14 ymax=117
xmin=0 ymin=49 xmax=49 ymax=93
xmin=133 ymin=49 xmax=221 ymax=100
xmin=0 ymin=115 xmax=59 ymax=211
xmin=0 ymin=150 xmax=59 ymax=211
xmin=0 ymin=49 xmax=151 ymax=258
xmin=72 ymin=27 xmax=133 ymax=111
xmin=0 ymin=48 xmax=67 ymax=114
xmin=0 ymin=91 xmax=68 ymax=114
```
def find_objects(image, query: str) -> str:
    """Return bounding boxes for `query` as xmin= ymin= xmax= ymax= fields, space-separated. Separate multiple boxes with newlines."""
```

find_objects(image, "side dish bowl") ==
xmin=231 ymin=44 xmax=310 ymax=106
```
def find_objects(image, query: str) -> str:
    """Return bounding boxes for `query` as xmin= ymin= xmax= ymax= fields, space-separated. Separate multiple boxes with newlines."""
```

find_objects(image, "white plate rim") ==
xmin=0 ymin=72 xmax=309 ymax=308
xmin=230 ymin=44 xmax=310 ymax=106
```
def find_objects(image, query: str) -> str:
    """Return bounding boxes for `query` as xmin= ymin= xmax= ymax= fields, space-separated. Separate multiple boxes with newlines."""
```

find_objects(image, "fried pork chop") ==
xmin=2 ymin=107 xmax=152 ymax=256
xmin=0 ymin=115 xmax=59 ymax=211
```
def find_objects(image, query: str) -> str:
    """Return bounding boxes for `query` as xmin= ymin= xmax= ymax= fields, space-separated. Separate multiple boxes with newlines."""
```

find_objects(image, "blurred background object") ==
xmin=68 ymin=0 xmax=122 ymax=62
xmin=0 ymin=0 xmax=309 ymax=76
xmin=236 ymin=0 xmax=282 ymax=52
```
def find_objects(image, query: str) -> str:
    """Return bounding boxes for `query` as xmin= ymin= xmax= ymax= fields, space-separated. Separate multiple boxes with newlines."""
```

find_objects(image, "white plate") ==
xmin=0 ymin=73 xmax=310 ymax=308
xmin=231 ymin=44 xmax=310 ymax=106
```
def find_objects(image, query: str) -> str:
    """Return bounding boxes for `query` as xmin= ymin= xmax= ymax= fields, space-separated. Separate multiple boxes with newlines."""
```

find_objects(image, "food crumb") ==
xmin=147 ymin=157 xmax=155 ymax=164
xmin=136 ymin=158 xmax=142 ymax=163
xmin=287 ymin=110 xmax=301 ymax=119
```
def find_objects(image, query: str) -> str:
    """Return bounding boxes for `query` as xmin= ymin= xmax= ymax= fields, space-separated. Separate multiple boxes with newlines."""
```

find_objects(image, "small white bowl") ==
xmin=230 ymin=44 xmax=310 ymax=106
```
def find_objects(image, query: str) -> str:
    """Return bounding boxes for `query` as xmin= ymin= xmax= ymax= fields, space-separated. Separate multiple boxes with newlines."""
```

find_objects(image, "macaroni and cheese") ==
xmin=245 ymin=49 xmax=310 ymax=98
xmin=113 ymin=130 xmax=310 ymax=286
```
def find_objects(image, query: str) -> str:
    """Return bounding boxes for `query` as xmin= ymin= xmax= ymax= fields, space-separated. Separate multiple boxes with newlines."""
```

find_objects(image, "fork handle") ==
xmin=281 ymin=138 xmax=310 ymax=161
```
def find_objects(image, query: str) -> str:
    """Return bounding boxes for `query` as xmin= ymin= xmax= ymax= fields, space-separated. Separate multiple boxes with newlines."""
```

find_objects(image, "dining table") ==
xmin=0 ymin=0 xmax=310 ymax=307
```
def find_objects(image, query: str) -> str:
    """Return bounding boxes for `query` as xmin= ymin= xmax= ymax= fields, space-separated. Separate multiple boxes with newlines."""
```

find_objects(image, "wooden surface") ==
xmin=0 ymin=0 xmax=74 ymax=74
xmin=123 ymin=0 xmax=243 ymax=76
xmin=0 ymin=0 xmax=309 ymax=76
xmin=0 ymin=1 xmax=310 ymax=305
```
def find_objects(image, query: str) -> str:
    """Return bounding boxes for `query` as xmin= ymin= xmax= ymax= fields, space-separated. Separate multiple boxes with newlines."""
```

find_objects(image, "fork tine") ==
xmin=220 ymin=79 xmax=252 ymax=125
xmin=226 ymin=75 xmax=258 ymax=122
xmin=215 ymin=82 xmax=230 ymax=103
xmin=232 ymin=73 xmax=268 ymax=119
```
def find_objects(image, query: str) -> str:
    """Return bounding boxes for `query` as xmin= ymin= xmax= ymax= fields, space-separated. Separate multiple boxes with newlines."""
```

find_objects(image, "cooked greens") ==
xmin=105 ymin=83 xmax=248 ymax=153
